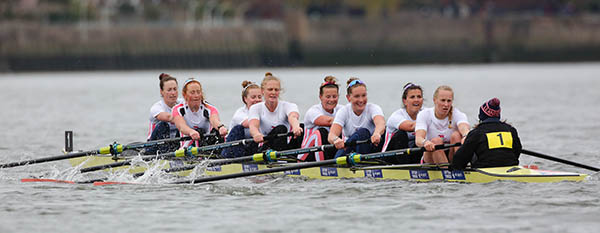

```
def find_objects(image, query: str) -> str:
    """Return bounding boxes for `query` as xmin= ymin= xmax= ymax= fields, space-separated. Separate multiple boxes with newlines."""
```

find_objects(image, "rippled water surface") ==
xmin=1 ymin=63 xmax=599 ymax=232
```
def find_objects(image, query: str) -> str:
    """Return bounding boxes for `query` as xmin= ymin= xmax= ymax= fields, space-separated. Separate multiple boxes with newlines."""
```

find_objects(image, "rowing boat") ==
xmin=67 ymin=155 xmax=587 ymax=183
xmin=57 ymin=132 xmax=591 ymax=184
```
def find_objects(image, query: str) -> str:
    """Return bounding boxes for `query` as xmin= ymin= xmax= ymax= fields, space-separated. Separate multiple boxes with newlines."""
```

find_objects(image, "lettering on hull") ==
xmin=410 ymin=170 xmax=430 ymax=179
xmin=442 ymin=170 xmax=466 ymax=180
xmin=206 ymin=165 xmax=222 ymax=172
xmin=364 ymin=169 xmax=383 ymax=178
xmin=243 ymin=164 xmax=259 ymax=172
xmin=320 ymin=167 xmax=338 ymax=177
xmin=284 ymin=169 xmax=301 ymax=175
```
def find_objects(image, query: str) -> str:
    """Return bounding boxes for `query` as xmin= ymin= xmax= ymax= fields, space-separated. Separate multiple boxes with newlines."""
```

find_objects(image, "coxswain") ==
xmin=415 ymin=85 xmax=470 ymax=164
xmin=328 ymin=78 xmax=386 ymax=158
xmin=248 ymin=72 xmax=303 ymax=151
xmin=451 ymin=98 xmax=522 ymax=169
xmin=299 ymin=76 xmax=342 ymax=161
xmin=382 ymin=82 xmax=424 ymax=164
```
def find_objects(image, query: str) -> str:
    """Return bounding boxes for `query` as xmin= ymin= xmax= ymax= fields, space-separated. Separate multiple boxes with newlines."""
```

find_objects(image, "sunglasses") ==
xmin=347 ymin=79 xmax=364 ymax=88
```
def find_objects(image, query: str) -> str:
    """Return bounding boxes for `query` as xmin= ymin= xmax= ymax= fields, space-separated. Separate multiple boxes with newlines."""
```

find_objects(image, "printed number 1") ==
xmin=486 ymin=132 xmax=513 ymax=149
xmin=496 ymin=133 xmax=504 ymax=145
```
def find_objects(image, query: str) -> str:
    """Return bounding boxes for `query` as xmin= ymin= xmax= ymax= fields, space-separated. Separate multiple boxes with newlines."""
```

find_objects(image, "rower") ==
xmin=172 ymin=78 xmax=228 ymax=149
xmin=415 ymin=85 xmax=470 ymax=164
xmin=451 ymin=98 xmax=522 ymax=169
xmin=299 ymin=76 xmax=342 ymax=161
xmin=249 ymin=72 xmax=303 ymax=151
xmin=381 ymin=82 xmax=424 ymax=164
xmin=145 ymin=73 xmax=183 ymax=154
xmin=221 ymin=80 xmax=262 ymax=158
xmin=328 ymin=78 xmax=386 ymax=158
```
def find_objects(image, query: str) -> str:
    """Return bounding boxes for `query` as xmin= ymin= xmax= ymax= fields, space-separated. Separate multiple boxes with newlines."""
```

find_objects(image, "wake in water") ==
xmin=16 ymin=151 xmax=228 ymax=185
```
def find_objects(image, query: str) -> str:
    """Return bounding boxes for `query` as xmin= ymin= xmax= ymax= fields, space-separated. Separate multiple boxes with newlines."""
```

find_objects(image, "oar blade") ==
xmin=20 ymin=178 xmax=76 ymax=184
xmin=522 ymin=149 xmax=600 ymax=172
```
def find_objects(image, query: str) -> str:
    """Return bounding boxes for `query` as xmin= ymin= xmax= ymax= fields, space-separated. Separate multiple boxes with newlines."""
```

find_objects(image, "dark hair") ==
xmin=319 ymin=76 xmax=339 ymax=95
xmin=346 ymin=77 xmax=366 ymax=95
xmin=241 ymin=80 xmax=260 ymax=104
xmin=401 ymin=82 xmax=423 ymax=108
xmin=159 ymin=73 xmax=178 ymax=90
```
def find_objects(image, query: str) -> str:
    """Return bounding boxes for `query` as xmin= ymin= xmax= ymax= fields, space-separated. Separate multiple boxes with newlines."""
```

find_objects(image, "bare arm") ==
xmin=398 ymin=121 xmax=416 ymax=132
xmin=155 ymin=112 xmax=174 ymax=123
xmin=457 ymin=122 xmax=470 ymax=144
xmin=415 ymin=129 xmax=427 ymax=147
xmin=173 ymin=115 xmax=199 ymax=140
xmin=313 ymin=115 xmax=334 ymax=127
xmin=249 ymin=119 xmax=263 ymax=143
xmin=240 ymin=119 xmax=249 ymax=128
xmin=209 ymin=113 xmax=228 ymax=136
xmin=288 ymin=112 xmax=303 ymax=137
xmin=371 ymin=115 xmax=386 ymax=146
xmin=328 ymin=123 xmax=344 ymax=149
xmin=457 ymin=122 xmax=470 ymax=137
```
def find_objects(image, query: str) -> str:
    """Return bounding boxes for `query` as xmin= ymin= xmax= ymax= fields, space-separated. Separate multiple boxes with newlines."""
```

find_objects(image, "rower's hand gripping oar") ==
xmin=78 ymin=132 xmax=295 ymax=173
xmin=169 ymin=140 xmax=440 ymax=184
xmin=0 ymin=135 xmax=194 ymax=169
xmin=129 ymin=139 xmax=371 ymax=177
xmin=522 ymin=149 xmax=600 ymax=172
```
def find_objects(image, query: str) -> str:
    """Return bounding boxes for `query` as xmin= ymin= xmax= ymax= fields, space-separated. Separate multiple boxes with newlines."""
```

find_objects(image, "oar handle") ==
xmin=264 ymin=132 xmax=295 ymax=141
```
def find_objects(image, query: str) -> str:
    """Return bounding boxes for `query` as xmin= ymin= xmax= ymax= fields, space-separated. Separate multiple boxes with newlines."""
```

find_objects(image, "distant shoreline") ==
xmin=2 ymin=14 xmax=600 ymax=72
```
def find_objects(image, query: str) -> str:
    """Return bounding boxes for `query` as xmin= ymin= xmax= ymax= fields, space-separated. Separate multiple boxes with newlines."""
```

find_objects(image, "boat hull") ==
xmin=69 ymin=156 xmax=587 ymax=183
xmin=204 ymin=163 xmax=586 ymax=183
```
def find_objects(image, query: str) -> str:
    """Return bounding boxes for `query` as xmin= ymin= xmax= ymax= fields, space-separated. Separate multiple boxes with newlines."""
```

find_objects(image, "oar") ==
xmin=522 ymin=149 xmax=600 ymax=172
xmin=79 ymin=132 xmax=295 ymax=173
xmin=171 ymin=143 xmax=460 ymax=184
xmin=0 ymin=136 xmax=194 ymax=169
xmin=130 ymin=139 xmax=371 ymax=177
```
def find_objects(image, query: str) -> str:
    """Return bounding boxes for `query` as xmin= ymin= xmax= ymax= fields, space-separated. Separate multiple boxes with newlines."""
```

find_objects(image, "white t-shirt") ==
xmin=332 ymin=103 xmax=384 ymax=137
xmin=172 ymin=101 xmax=219 ymax=133
xmin=147 ymin=98 xmax=183 ymax=139
xmin=248 ymin=101 xmax=299 ymax=135
xmin=230 ymin=106 xmax=250 ymax=138
xmin=386 ymin=107 xmax=421 ymax=140
xmin=304 ymin=103 xmax=342 ymax=130
xmin=415 ymin=107 xmax=469 ymax=143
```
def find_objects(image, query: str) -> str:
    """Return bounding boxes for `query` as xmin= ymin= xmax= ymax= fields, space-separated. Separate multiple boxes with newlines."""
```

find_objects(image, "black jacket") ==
xmin=451 ymin=119 xmax=522 ymax=169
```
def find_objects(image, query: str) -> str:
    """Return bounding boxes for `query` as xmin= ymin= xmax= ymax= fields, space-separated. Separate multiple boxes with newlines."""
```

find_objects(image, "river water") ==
xmin=0 ymin=63 xmax=599 ymax=232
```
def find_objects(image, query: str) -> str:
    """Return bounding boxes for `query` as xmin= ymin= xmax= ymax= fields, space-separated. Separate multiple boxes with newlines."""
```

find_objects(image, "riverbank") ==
xmin=2 ymin=13 xmax=600 ymax=72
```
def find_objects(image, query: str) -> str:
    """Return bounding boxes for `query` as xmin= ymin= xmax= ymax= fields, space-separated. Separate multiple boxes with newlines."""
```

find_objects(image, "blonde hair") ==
xmin=261 ymin=72 xmax=282 ymax=91
xmin=241 ymin=80 xmax=260 ymax=104
xmin=433 ymin=85 xmax=454 ymax=128
xmin=346 ymin=77 xmax=366 ymax=95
